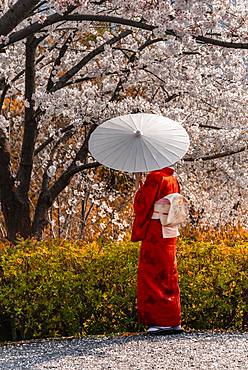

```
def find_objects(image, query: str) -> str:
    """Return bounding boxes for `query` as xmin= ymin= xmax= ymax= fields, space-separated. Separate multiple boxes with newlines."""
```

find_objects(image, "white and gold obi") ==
xmin=151 ymin=193 xmax=188 ymax=238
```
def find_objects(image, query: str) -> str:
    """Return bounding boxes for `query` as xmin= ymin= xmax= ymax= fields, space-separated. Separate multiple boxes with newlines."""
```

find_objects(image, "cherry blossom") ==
xmin=0 ymin=0 xmax=247 ymax=240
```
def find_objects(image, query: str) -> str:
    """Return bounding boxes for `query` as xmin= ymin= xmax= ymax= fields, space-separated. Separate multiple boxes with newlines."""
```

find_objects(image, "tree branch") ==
xmin=38 ymin=125 xmax=79 ymax=194
xmin=0 ymin=33 xmax=66 ymax=113
xmin=0 ymin=0 xmax=41 ymax=36
xmin=66 ymin=161 xmax=100 ymax=177
xmin=31 ymin=122 xmax=98 ymax=237
xmin=46 ymin=32 xmax=74 ymax=91
xmin=1 ymin=14 xmax=153 ymax=50
xmin=0 ymin=84 xmax=9 ymax=113
xmin=34 ymin=123 xmax=75 ymax=156
xmin=185 ymin=146 xmax=247 ymax=162
xmin=199 ymin=124 xmax=223 ymax=130
xmin=1 ymin=12 xmax=248 ymax=51
xmin=196 ymin=35 xmax=248 ymax=49
xmin=48 ymin=124 xmax=97 ymax=202
xmin=49 ymin=30 xmax=132 ymax=92
xmin=164 ymin=93 xmax=180 ymax=103
xmin=110 ymin=37 xmax=164 ymax=101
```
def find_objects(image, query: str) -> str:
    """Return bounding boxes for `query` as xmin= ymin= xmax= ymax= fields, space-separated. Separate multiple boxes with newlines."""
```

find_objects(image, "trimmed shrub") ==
xmin=178 ymin=239 xmax=247 ymax=331
xmin=0 ymin=233 xmax=247 ymax=341
xmin=0 ymin=239 xmax=140 ymax=340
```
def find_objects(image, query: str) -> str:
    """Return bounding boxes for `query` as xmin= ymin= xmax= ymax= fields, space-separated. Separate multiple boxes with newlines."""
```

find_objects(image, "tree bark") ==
xmin=31 ymin=190 xmax=52 ymax=240
xmin=0 ymin=129 xmax=17 ymax=241
xmin=0 ymin=125 xmax=34 ymax=241
xmin=0 ymin=0 xmax=41 ymax=36
xmin=12 ymin=35 xmax=39 ymax=239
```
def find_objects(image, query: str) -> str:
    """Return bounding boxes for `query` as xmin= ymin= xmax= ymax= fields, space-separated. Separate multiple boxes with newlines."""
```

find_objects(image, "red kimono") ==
xmin=131 ymin=167 xmax=181 ymax=327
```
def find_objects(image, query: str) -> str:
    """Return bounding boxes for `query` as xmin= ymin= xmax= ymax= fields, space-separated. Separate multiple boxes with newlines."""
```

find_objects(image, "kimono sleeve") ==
xmin=131 ymin=173 xmax=162 ymax=242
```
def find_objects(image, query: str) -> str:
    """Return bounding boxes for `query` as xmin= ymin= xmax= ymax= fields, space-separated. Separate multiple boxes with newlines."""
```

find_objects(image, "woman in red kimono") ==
xmin=131 ymin=167 xmax=183 ymax=335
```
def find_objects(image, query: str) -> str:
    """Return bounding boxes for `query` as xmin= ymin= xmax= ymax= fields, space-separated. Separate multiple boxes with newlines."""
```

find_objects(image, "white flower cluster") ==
xmin=0 ymin=115 xmax=9 ymax=135
xmin=0 ymin=0 xmax=247 ymax=237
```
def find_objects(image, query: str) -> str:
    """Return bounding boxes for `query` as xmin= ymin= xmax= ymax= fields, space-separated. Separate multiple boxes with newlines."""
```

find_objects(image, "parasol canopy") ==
xmin=88 ymin=113 xmax=190 ymax=173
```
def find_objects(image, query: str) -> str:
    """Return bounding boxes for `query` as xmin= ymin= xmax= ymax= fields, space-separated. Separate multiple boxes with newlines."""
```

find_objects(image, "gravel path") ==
xmin=0 ymin=332 xmax=247 ymax=370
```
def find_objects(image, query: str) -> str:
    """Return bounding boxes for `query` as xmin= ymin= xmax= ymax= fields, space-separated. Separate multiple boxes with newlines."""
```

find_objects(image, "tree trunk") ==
xmin=13 ymin=35 xmax=38 ymax=239
xmin=1 ymin=200 xmax=32 ymax=241
xmin=0 ymin=129 xmax=32 ymax=241
xmin=0 ymin=36 xmax=38 ymax=242
xmin=0 ymin=129 xmax=16 ymax=241
xmin=31 ymin=191 xmax=52 ymax=239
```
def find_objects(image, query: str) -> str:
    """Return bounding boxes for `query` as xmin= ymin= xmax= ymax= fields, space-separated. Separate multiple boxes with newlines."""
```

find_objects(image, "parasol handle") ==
xmin=134 ymin=172 xmax=143 ymax=190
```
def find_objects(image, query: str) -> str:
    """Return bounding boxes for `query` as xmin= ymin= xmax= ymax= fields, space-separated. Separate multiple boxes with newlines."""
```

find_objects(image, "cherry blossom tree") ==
xmin=0 ymin=0 xmax=247 ymax=241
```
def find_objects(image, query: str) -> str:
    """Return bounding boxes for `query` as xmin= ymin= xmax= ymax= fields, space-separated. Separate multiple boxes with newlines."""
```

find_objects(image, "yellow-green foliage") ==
xmin=0 ymin=232 xmax=247 ymax=341
xmin=0 ymin=239 xmax=139 ymax=340
xmin=178 ymin=239 xmax=247 ymax=331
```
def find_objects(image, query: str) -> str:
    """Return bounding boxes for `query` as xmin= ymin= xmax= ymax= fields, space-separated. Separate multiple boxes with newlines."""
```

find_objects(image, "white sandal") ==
xmin=147 ymin=325 xmax=184 ymax=335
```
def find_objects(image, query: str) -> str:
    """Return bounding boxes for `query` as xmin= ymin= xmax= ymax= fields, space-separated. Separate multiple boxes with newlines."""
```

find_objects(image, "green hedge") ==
xmin=0 ymin=237 xmax=247 ymax=341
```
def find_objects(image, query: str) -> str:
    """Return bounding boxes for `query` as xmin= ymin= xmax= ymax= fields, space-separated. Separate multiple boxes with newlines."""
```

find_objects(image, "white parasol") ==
xmin=88 ymin=113 xmax=190 ymax=173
